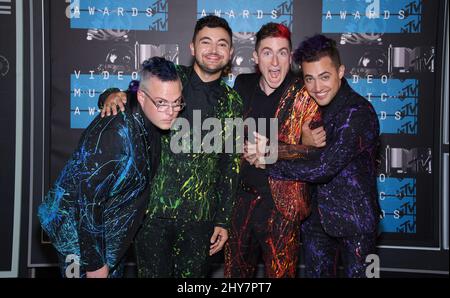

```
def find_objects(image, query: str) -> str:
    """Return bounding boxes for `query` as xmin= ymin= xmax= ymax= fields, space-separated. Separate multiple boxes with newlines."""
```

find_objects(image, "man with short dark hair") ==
xmin=38 ymin=57 xmax=183 ymax=278
xmin=98 ymin=16 xmax=242 ymax=278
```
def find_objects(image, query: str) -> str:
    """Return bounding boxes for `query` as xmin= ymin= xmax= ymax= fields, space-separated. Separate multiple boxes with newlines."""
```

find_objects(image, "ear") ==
xmin=338 ymin=64 xmax=345 ymax=79
xmin=137 ymin=90 xmax=145 ymax=108
xmin=252 ymin=50 xmax=259 ymax=64
xmin=189 ymin=42 xmax=195 ymax=57
xmin=229 ymin=46 xmax=234 ymax=57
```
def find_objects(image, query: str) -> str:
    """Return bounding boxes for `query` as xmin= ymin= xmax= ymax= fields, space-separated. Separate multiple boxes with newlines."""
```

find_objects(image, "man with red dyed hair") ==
xmin=224 ymin=23 xmax=325 ymax=277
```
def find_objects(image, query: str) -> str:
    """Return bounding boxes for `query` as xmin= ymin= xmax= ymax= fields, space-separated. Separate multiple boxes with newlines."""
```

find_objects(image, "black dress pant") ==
xmin=134 ymin=217 xmax=213 ymax=278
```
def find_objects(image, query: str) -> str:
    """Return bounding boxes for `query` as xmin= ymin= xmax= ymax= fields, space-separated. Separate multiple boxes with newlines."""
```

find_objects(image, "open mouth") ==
xmin=268 ymin=69 xmax=280 ymax=79
xmin=205 ymin=54 xmax=222 ymax=62
xmin=314 ymin=91 xmax=329 ymax=100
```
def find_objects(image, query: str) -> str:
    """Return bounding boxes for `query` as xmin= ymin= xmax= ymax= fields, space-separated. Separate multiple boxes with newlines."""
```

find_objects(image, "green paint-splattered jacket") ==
xmin=148 ymin=65 xmax=243 ymax=228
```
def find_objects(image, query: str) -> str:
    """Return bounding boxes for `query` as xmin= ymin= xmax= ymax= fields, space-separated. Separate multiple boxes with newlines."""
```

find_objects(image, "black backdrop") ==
xmin=1 ymin=0 xmax=447 ymax=277
xmin=0 ymin=0 xmax=17 ymax=276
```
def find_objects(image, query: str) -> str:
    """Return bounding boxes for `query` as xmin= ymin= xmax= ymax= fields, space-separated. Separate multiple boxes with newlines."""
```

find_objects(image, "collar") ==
xmin=257 ymin=71 xmax=295 ymax=97
xmin=133 ymin=101 xmax=155 ymax=135
xmin=190 ymin=66 xmax=222 ymax=89
xmin=321 ymin=78 xmax=352 ymax=120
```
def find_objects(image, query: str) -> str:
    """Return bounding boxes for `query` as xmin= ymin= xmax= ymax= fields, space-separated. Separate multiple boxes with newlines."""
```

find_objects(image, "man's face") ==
xmin=253 ymin=37 xmax=292 ymax=94
xmin=302 ymin=56 xmax=345 ymax=107
xmin=190 ymin=26 xmax=233 ymax=75
xmin=137 ymin=77 xmax=183 ymax=130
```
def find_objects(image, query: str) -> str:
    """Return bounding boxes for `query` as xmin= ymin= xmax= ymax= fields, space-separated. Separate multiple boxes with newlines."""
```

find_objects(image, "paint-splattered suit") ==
xmin=38 ymin=101 xmax=154 ymax=277
xmin=268 ymin=78 xmax=381 ymax=277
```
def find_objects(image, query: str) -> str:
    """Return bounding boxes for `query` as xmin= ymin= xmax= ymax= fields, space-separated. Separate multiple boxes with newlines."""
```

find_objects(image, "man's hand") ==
xmin=101 ymin=91 xmax=127 ymax=118
xmin=243 ymin=143 xmax=259 ymax=165
xmin=301 ymin=119 xmax=326 ymax=148
xmin=86 ymin=264 xmax=109 ymax=278
xmin=244 ymin=132 xmax=270 ymax=169
xmin=209 ymin=227 xmax=228 ymax=256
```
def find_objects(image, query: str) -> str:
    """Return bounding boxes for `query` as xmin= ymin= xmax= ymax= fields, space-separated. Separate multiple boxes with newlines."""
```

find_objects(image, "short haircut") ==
xmin=293 ymin=34 xmax=341 ymax=68
xmin=139 ymin=57 xmax=179 ymax=89
xmin=192 ymin=15 xmax=233 ymax=46
xmin=255 ymin=22 xmax=292 ymax=51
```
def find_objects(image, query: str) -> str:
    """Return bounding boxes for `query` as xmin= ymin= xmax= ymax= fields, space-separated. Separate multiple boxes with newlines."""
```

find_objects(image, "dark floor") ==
xmin=29 ymin=264 xmax=449 ymax=278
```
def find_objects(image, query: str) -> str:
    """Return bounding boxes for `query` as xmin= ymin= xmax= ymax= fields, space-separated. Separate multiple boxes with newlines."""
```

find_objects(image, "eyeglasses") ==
xmin=140 ymin=89 xmax=186 ymax=113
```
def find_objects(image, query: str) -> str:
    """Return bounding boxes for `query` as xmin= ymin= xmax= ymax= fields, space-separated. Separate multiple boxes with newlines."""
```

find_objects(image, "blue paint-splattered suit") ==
xmin=268 ymin=78 xmax=381 ymax=277
xmin=38 ymin=101 xmax=154 ymax=277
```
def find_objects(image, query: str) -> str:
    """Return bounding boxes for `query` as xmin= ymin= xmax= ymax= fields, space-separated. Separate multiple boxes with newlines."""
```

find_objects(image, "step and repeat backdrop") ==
xmin=27 ymin=0 xmax=446 ymax=268
xmin=0 ymin=0 xmax=18 ymax=277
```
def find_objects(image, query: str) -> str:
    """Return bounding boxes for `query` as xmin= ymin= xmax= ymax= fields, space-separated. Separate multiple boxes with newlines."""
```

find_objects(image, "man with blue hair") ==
xmin=38 ymin=57 xmax=184 ymax=278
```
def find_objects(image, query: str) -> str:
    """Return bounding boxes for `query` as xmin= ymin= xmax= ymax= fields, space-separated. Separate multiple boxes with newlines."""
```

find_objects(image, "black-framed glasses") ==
xmin=140 ymin=89 xmax=186 ymax=113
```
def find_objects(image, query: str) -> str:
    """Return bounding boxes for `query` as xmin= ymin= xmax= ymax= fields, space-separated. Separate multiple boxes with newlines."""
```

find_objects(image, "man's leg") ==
xmin=224 ymin=191 xmax=261 ymax=278
xmin=339 ymin=232 xmax=377 ymax=278
xmin=256 ymin=196 xmax=301 ymax=278
xmin=172 ymin=220 xmax=212 ymax=278
xmin=134 ymin=217 xmax=174 ymax=277
xmin=109 ymin=259 xmax=125 ymax=278
xmin=301 ymin=206 xmax=339 ymax=278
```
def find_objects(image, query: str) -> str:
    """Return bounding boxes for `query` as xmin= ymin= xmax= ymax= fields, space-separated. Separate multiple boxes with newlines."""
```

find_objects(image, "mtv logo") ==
xmin=135 ymin=43 xmax=179 ymax=69
xmin=388 ymin=45 xmax=435 ymax=73
xmin=384 ymin=146 xmax=432 ymax=175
